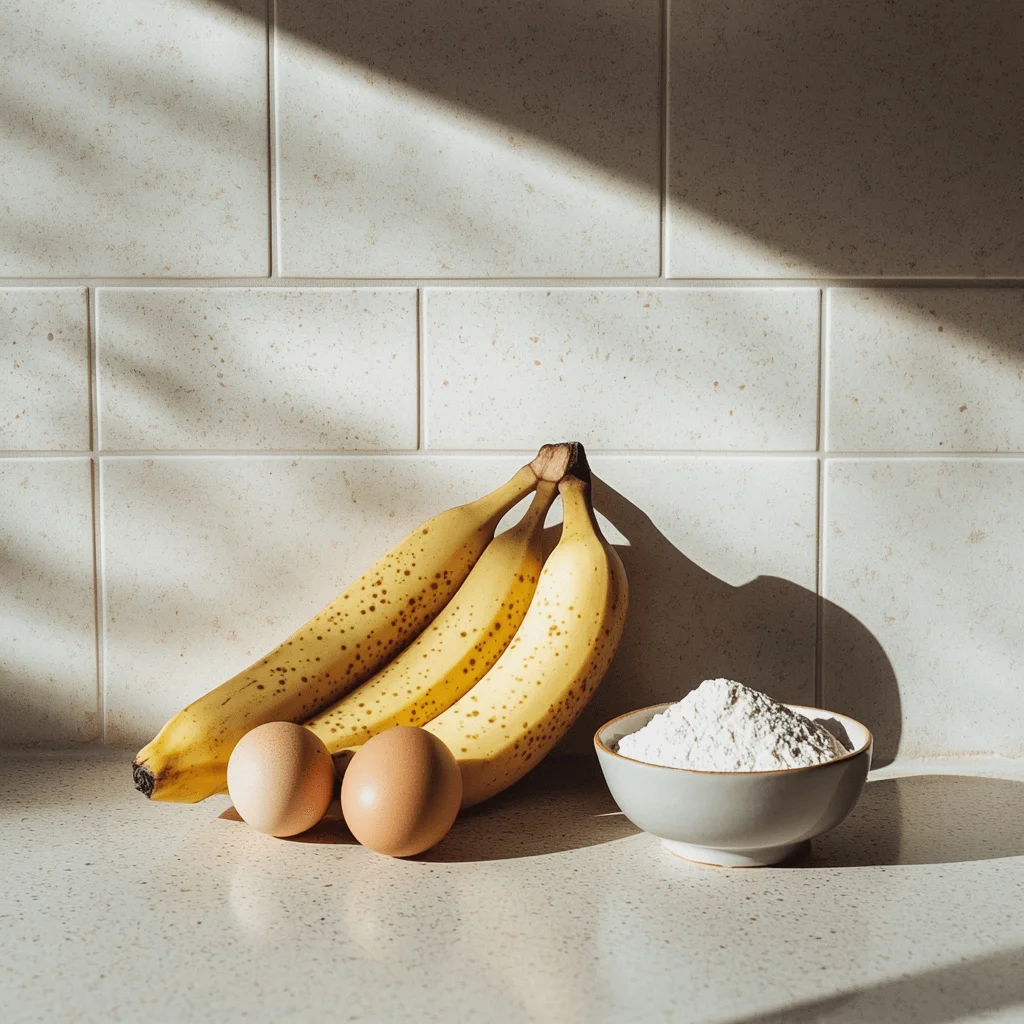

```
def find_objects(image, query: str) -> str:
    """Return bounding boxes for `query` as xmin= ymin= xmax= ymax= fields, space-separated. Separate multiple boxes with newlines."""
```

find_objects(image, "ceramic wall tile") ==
xmin=275 ymin=0 xmax=661 ymax=277
xmin=1 ymin=0 xmax=1019 ymax=762
xmin=0 ymin=0 xmax=268 ymax=276
xmin=667 ymin=0 xmax=1024 ymax=277
xmin=0 ymin=459 xmax=97 ymax=742
xmin=101 ymin=455 xmax=530 ymax=746
xmin=1 ymin=290 xmax=90 ymax=451
xmin=560 ymin=455 xmax=819 ymax=754
xmin=827 ymin=290 xmax=1024 ymax=453
xmin=425 ymin=288 xmax=820 ymax=450
xmin=97 ymin=289 xmax=417 ymax=451
xmin=823 ymin=459 xmax=1024 ymax=761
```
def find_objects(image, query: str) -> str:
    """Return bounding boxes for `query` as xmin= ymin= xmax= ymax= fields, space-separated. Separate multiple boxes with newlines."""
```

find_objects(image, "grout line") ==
xmin=5 ymin=449 xmax=1024 ymax=461
xmin=417 ymin=289 xmax=427 ymax=450
xmin=1 ymin=277 xmax=1023 ymax=289
xmin=817 ymin=460 xmax=830 ymax=710
xmin=86 ymin=288 xmax=98 ymax=452
xmin=659 ymin=0 xmax=671 ymax=279
xmin=267 ymin=0 xmax=279 ymax=279
xmin=0 ymin=452 xmax=99 ymax=460
xmin=820 ymin=287 xmax=831 ymax=454
xmin=816 ymin=288 xmax=825 ymax=452
xmin=814 ymin=459 xmax=824 ymax=708
xmin=813 ymin=288 xmax=825 ymax=707
xmin=92 ymin=293 xmax=103 ymax=452
xmin=92 ymin=457 xmax=108 ymax=744
xmin=85 ymin=286 xmax=106 ymax=742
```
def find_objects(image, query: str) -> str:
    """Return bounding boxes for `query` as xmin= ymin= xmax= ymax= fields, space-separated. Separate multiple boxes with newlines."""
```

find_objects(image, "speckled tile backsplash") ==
xmin=1 ymin=0 xmax=1022 ymax=761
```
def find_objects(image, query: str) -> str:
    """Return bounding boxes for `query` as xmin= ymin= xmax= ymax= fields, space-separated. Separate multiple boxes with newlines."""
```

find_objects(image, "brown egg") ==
xmin=340 ymin=727 xmax=462 ymax=857
xmin=226 ymin=722 xmax=335 ymax=837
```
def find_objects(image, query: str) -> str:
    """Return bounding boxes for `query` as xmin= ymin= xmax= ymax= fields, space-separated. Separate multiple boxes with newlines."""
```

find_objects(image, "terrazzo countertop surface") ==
xmin=2 ymin=749 xmax=1023 ymax=1023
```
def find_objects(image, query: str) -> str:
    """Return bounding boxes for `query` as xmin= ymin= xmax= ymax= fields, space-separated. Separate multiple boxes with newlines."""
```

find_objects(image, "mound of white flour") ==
xmin=616 ymin=679 xmax=847 ymax=771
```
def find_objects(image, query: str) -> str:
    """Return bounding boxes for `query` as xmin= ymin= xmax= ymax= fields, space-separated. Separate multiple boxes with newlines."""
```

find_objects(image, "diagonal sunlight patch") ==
xmin=275 ymin=28 xmax=659 ymax=277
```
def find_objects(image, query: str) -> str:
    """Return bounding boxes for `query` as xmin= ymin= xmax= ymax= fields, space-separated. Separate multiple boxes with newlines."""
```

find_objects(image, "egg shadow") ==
xmin=416 ymin=756 xmax=640 ymax=863
xmin=219 ymin=796 xmax=360 ymax=845
xmin=560 ymin=476 xmax=904 ymax=767
xmin=218 ymin=758 xmax=638 ymax=858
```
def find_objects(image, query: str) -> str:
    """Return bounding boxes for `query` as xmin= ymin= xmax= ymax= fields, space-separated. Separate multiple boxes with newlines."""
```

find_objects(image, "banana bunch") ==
xmin=423 ymin=466 xmax=627 ymax=807
xmin=133 ymin=441 xmax=627 ymax=808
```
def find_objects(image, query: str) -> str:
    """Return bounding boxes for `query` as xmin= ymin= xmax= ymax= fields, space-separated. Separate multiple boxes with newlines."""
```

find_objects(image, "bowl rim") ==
xmin=593 ymin=701 xmax=873 ymax=776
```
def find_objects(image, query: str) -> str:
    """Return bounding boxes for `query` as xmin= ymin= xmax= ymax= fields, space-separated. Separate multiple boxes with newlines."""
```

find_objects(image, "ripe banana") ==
xmin=133 ymin=444 xmax=573 ymax=803
xmin=422 ymin=448 xmax=628 ymax=808
xmin=304 ymin=481 xmax=558 ymax=753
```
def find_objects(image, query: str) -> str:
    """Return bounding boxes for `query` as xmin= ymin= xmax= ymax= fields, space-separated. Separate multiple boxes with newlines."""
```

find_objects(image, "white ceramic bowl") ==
xmin=594 ymin=702 xmax=872 ymax=867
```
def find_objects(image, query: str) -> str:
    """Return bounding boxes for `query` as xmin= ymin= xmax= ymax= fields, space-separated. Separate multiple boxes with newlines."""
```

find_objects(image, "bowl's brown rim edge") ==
xmin=593 ymin=701 xmax=874 ymax=777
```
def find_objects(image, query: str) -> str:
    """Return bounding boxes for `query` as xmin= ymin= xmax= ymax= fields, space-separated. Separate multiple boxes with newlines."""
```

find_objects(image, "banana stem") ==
xmin=462 ymin=443 xmax=573 ymax=533
xmin=529 ymin=442 xmax=575 ymax=483
xmin=506 ymin=479 xmax=559 ymax=537
xmin=558 ymin=452 xmax=604 ymax=542
xmin=462 ymin=465 xmax=539 ymax=533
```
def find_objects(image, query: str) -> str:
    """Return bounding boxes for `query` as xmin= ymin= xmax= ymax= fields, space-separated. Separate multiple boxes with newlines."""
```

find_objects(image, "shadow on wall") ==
xmin=276 ymin=0 xmax=660 ymax=194
xmin=266 ymin=0 xmax=1024 ymax=277
xmin=2 ymin=0 xmax=1021 ymax=340
xmin=270 ymin=0 xmax=1021 ymax=333
xmin=665 ymin=0 xmax=1024 ymax=278
xmin=0 ymin=0 xmax=272 ymax=276
xmin=561 ymin=475 xmax=902 ymax=766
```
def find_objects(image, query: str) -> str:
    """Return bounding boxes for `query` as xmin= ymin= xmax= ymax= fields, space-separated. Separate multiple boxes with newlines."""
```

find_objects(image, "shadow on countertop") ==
xmin=724 ymin=945 xmax=1024 ymax=1024
xmin=217 ymin=766 xmax=1024 ymax=867
xmin=220 ymin=800 xmax=358 ymax=845
xmin=219 ymin=756 xmax=639 ymax=860
xmin=418 ymin=757 xmax=640 ymax=862
xmin=799 ymin=773 xmax=1024 ymax=869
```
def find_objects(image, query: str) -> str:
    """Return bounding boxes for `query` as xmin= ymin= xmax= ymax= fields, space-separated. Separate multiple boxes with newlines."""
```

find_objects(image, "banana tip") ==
xmin=132 ymin=761 xmax=155 ymax=799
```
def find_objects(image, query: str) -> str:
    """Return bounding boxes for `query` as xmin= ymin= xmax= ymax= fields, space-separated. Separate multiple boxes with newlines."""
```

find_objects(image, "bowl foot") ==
xmin=662 ymin=838 xmax=810 ymax=868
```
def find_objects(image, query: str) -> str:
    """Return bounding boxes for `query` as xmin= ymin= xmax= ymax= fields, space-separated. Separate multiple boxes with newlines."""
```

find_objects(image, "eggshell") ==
xmin=340 ymin=727 xmax=462 ymax=857
xmin=227 ymin=722 xmax=335 ymax=837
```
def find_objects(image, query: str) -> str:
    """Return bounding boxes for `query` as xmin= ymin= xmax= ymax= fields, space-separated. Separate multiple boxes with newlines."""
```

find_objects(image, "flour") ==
xmin=616 ymin=678 xmax=848 ymax=771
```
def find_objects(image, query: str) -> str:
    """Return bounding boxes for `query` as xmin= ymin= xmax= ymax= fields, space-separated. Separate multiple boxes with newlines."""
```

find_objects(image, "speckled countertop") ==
xmin=1 ymin=750 xmax=1023 ymax=1024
